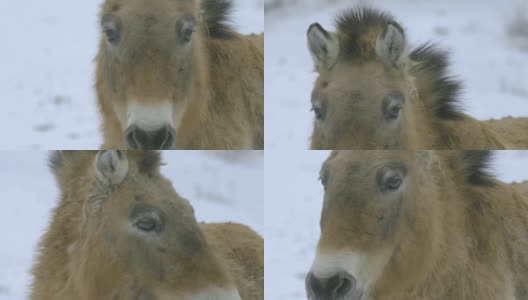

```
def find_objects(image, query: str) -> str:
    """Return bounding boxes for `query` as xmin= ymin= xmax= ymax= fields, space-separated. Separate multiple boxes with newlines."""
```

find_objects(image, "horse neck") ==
xmin=412 ymin=155 xmax=512 ymax=295
xmin=437 ymin=116 xmax=507 ymax=149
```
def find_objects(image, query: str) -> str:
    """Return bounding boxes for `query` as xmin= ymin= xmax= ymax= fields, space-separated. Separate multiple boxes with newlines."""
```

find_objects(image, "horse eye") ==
xmin=383 ymin=91 xmax=405 ymax=121
xmin=312 ymin=106 xmax=324 ymax=120
xmin=386 ymin=104 xmax=402 ymax=120
xmin=134 ymin=218 xmax=159 ymax=232
xmin=177 ymin=15 xmax=197 ymax=44
xmin=102 ymin=15 xmax=121 ymax=45
xmin=377 ymin=164 xmax=406 ymax=193
xmin=181 ymin=28 xmax=194 ymax=43
xmin=105 ymin=28 xmax=119 ymax=44
xmin=311 ymin=100 xmax=327 ymax=121
xmin=384 ymin=176 xmax=402 ymax=191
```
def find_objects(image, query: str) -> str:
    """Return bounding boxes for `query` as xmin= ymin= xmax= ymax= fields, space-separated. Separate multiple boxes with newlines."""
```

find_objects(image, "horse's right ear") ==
xmin=307 ymin=23 xmax=340 ymax=71
xmin=375 ymin=22 xmax=408 ymax=68
xmin=94 ymin=150 xmax=129 ymax=186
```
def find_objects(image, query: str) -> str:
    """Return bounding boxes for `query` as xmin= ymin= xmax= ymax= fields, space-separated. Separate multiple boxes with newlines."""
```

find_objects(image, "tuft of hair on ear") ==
xmin=201 ymin=0 xmax=235 ymax=39
xmin=462 ymin=151 xmax=496 ymax=187
xmin=410 ymin=43 xmax=465 ymax=120
xmin=137 ymin=151 xmax=162 ymax=176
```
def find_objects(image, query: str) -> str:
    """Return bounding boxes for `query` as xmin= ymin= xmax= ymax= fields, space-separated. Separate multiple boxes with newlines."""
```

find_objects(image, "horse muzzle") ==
xmin=306 ymin=271 xmax=364 ymax=300
xmin=124 ymin=124 xmax=176 ymax=150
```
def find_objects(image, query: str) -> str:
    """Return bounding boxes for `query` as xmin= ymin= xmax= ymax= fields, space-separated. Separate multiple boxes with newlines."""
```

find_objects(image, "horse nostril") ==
xmin=334 ymin=274 xmax=354 ymax=297
xmin=124 ymin=125 xmax=142 ymax=150
xmin=124 ymin=125 xmax=176 ymax=150
xmin=306 ymin=272 xmax=356 ymax=299
xmin=154 ymin=126 xmax=176 ymax=150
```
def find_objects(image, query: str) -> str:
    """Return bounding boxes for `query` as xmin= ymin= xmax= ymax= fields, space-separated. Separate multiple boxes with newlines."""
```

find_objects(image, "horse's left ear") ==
xmin=307 ymin=23 xmax=340 ymax=71
xmin=95 ymin=150 xmax=129 ymax=186
xmin=375 ymin=22 xmax=408 ymax=68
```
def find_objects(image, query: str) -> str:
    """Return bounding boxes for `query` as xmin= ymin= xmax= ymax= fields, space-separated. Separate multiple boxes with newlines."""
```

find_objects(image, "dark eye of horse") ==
xmin=177 ymin=14 xmax=197 ymax=44
xmin=135 ymin=218 xmax=159 ymax=232
xmin=105 ymin=28 xmax=119 ymax=44
xmin=102 ymin=15 xmax=121 ymax=45
xmin=386 ymin=104 xmax=402 ymax=120
xmin=384 ymin=176 xmax=402 ymax=191
xmin=312 ymin=106 xmax=324 ymax=120
xmin=377 ymin=163 xmax=407 ymax=193
xmin=181 ymin=27 xmax=194 ymax=43
xmin=383 ymin=91 xmax=405 ymax=121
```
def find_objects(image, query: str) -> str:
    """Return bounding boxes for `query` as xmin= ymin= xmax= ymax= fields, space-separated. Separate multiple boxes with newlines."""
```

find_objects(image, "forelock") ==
xmin=335 ymin=6 xmax=400 ymax=60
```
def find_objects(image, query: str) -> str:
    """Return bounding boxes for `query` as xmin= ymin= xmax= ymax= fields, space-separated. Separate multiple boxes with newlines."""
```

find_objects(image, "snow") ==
xmin=0 ymin=151 xmax=263 ymax=300
xmin=0 ymin=0 xmax=263 ymax=150
xmin=265 ymin=0 xmax=528 ymax=150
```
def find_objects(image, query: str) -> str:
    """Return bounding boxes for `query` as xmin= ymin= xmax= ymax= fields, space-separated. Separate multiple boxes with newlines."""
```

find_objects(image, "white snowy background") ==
xmin=0 ymin=0 xmax=263 ymax=150
xmin=265 ymin=150 xmax=528 ymax=300
xmin=265 ymin=0 xmax=528 ymax=149
xmin=0 ymin=151 xmax=263 ymax=300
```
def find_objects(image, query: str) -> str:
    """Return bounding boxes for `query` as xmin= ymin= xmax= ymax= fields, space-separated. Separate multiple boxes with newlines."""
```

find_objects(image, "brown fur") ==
xmin=96 ymin=0 xmax=263 ymax=150
xmin=31 ymin=151 xmax=263 ymax=300
xmin=308 ymin=7 xmax=528 ymax=150
xmin=485 ymin=117 xmax=528 ymax=149
xmin=311 ymin=150 xmax=528 ymax=299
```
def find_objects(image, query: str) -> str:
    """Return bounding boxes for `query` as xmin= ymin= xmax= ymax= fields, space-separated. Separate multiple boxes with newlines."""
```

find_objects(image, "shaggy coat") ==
xmin=31 ymin=151 xmax=263 ymax=300
xmin=307 ymin=7 xmax=528 ymax=150
xmin=306 ymin=151 xmax=528 ymax=300
xmin=96 ymin=0 xmax=263 ymax=150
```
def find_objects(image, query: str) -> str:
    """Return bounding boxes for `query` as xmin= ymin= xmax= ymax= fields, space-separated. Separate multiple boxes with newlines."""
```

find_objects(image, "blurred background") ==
xmin=265 ymin=0 xmax=528 ymax=149
xmin=0 ymin=0 xmax=263 ymax=150
xmin=0 ymin=151 xmax=263 ymax=299
xmin=265 ymin=150 xmax=528 ymax=300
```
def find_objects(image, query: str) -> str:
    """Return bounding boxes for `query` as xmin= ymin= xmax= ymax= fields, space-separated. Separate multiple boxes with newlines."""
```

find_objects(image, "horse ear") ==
xmin=94 ymin=150 xmax=129 ymax=186
xmin=307 ymin=23 xmax=340 ymax=70
xmin=375 ymin=22 xmax=408 ymax=68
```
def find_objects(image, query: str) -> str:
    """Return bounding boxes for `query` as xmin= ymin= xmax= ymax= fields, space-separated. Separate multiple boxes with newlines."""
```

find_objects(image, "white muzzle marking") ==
xmin=127 ymin=100 xmax=175 ymax=131
xmin=310 ymin=251 xmax=369 ymax=290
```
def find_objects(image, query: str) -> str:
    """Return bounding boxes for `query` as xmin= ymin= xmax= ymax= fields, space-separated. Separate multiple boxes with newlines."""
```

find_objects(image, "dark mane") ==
xmin=410 ymin=43 xmax=465 ymax=120
xmin=333 ymin=7 xmax=465 ymax=121
xmin=462 ymin=151 xmax=496 ymax=187
xmin=201 ymin=0 xmax=236 ymax=39
xmin=334 ymin=6 xmax=400 ymax=59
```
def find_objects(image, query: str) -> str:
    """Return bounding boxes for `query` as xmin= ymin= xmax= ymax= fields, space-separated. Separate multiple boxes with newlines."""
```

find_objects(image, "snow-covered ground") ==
xmin=0 ymin=0 xmax=263 ymax=150
xmin=265 ymin=0 xmax=528 ymax=149
xmin=264 ymin=150 xmax=528 ymax=300
xmin=0 ymin=151 xmax=263 ymax=300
